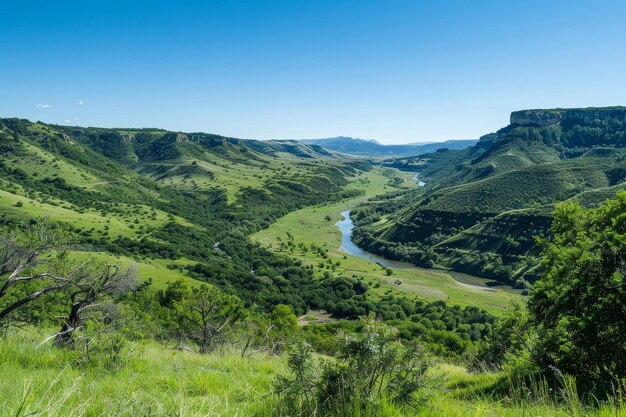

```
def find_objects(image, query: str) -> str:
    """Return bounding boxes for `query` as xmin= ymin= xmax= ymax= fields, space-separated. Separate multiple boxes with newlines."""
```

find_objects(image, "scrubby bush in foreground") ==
xmin=266 ymin=317 xmax=434 ymax=417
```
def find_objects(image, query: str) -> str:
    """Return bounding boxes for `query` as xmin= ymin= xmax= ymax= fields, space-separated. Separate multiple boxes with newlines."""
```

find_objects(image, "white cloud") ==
xmin=36 ymin=103 xmax=51 ymax=108
xmin=64 ymin=119 xmax=71 ymax=123
xmin=79 ymin=99 xmax=90 ymax=105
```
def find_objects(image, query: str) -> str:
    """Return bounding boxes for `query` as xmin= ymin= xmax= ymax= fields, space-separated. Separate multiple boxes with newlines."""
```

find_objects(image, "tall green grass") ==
xmin=1 ymin=332 xmax=625 ymax=416
xmin=0 ymin=331 xmax=284 ymax=416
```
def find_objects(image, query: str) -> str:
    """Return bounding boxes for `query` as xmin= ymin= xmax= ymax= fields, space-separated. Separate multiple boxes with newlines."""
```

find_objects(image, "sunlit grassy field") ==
xmin=65 ymin=251 xmax=198 ymax=290
xmin=0 ymin=187 xmax=193 ymax=239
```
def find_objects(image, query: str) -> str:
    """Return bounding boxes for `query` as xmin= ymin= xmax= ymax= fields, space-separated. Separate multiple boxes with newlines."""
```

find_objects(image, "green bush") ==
xmin=268 ymin=317 xmax=433 ymax=416
xmin=531 ymin=192 xmax=626 ymax=386
xmin=72 ymin=323 xmax=130 ymax=372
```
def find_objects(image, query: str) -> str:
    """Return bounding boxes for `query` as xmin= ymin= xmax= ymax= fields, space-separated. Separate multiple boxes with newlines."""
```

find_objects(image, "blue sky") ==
xmin=1 ymin=0 xmax=625 ymax=143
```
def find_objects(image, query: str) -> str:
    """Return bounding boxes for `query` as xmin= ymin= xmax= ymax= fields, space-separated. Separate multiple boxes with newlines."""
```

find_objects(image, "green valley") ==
xmin=2 ymin=110 xmax=626 ymax=417
xmin=6 ymin=2 xmax=626 ymax=415
xmin=251 ymin=168 xmax=515 ymax=315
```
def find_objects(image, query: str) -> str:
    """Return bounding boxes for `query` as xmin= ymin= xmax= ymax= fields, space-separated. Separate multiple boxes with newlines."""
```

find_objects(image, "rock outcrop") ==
xmin=510 ymin=106 xmax=626 ymax=127
xmin=510 ymin=110 xmax=562 ymax=126
xmin=479 ymin=133 xmax=498 ymax=143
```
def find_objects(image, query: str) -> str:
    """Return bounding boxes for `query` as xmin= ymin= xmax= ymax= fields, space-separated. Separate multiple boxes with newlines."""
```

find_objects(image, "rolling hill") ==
xmin=0 ymin=117 xmax=379 ymax=311
xmin=298 ymin=136 xmax=477 ymax=157
xmin=355 ymin=107 xmax=626 ymax=287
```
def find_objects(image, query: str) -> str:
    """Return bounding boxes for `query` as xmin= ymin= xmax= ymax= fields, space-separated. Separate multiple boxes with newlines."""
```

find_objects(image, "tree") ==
xmin=0 ymin=220 xmax=70 ymax=326
xmin=242 ymin=304 xmax=299 ymax=357
xmin=530 ymin=192 xmax=626 ymax=384
xmin=0 ymin=219 xmax=137 ymax=345
xmin=174 ymin=284 xmax=244 ymax=353
xmin=156 ymin=278 xmax=188 ymax=308
xmin=54 ymin=262 xmax=138 ymax=346
xmin=270 ymin=304 xmax=298 ymax=332
xmin=471 ymin=300 xmax=534 ymax=371
xmin=274 ymin=317 xmax=433 ymax=416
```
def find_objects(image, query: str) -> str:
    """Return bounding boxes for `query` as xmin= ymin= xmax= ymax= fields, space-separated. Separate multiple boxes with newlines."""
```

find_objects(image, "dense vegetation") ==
xmin=472 ymin=192 xmax=626 ymax=400
xmin=531 ymin=193 xmax=626 ymax=385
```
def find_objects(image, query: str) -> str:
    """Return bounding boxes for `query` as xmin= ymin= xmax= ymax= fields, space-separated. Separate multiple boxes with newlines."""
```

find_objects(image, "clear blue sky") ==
xmin=1 ymin=0 xmax=625 ymax=143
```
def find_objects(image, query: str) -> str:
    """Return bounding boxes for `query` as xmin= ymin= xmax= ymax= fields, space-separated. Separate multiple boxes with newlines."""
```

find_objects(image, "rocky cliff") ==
xmin=510 ymin=106 xmax=626 ymax=127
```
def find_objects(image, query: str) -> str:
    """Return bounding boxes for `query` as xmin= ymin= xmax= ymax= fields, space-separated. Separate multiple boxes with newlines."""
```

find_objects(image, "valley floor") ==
xmin=251 ymin=169 xmax=515 ymax=315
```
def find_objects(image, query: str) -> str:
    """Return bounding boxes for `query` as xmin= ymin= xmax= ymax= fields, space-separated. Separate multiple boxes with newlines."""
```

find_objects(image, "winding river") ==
xmin=413 ymin=173 xmax=426 ymax=187
xmin=336 ymin=210 xmax=519 ymax=292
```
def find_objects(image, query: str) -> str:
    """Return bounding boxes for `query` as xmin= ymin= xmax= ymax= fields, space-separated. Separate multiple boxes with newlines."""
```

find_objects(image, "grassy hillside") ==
xmin=358 ymin=107 xmax=626 ymax=286
xmin=3 ymin=329 xmax=623 ymax=417
xmin=0 ymin=117 xmax=377 ymax=315
xmin=0 ymin=330 xmax=284 ymax=417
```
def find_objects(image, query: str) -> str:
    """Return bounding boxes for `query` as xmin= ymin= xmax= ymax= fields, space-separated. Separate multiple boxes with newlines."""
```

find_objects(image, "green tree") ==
xmin=270 ymin=304 xmax=298 ymax=332
xmin=174 ymin=284 xmax=244 ymax=353
xmin=530 ymin=192 xmax=626 ymax=383
xmin=248 ymin=304 xmax=300 ymax=355
xmin=471 ymin=300 xmax=534 ymax=371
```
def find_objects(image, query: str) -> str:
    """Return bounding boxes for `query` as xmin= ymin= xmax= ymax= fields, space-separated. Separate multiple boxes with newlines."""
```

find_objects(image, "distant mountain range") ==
xmin=296 ymin=136 xmax=477 ymax=157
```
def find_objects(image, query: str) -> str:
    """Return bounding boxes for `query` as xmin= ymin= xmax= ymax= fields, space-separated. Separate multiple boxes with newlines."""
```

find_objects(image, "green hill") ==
xmin=0 ymin=117 xmax=378 ymax=313
xmin=356 ymin=107 xmax=626 ymax=287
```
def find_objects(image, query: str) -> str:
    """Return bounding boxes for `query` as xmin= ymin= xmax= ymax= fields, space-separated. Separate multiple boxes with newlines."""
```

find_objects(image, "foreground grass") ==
xmin=1 ymin=332 xmax=624 ymax=416
xmin=252 ymin=169 xmax=515 ymax=315
xmin=0 ymin=331 xmax=283 ymax=417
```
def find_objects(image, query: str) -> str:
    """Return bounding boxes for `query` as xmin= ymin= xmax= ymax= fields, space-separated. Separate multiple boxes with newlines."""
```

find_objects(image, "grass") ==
xmin=0 ymin=331 xmax=285 ymax=417
xmin=2 ymin=331 xmax=624 ymax=417
xmin=154 ymin=154 xmax=268 ymax=203
xmin=148 ymin=147 xmax=346 ymax=204
xmin=16 ymin=142 xmax=102 ymax=190
xmin=251 ymin=168 xmax=515 ymax=315
xmin=0 ymin=186 xmax=193 ymax=240
xmin=65 ymin=251 xmax=198 ymax=290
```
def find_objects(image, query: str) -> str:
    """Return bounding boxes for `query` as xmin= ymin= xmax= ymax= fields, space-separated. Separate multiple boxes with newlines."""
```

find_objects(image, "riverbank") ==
xmin=337 ymin=210 xmax=521 ymax=294
xmin=251 ymin=169 xmax=516 ymax=315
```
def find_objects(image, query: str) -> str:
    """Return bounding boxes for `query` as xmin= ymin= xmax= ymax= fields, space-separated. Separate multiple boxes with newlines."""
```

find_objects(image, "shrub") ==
xmin=530 ymin=193 xmax=626 ymax=386
xmin=269 ymin=317 xmax=433 ymax=416
xmin=72 ymin=323 xmax=130 ymax=372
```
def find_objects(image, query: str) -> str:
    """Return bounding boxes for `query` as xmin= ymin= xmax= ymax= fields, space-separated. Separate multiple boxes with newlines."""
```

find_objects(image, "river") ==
xmin=413 ymin=173 xmax=426 ymax=187
xmin=336 ymin=210 xmax=519 ymax=292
